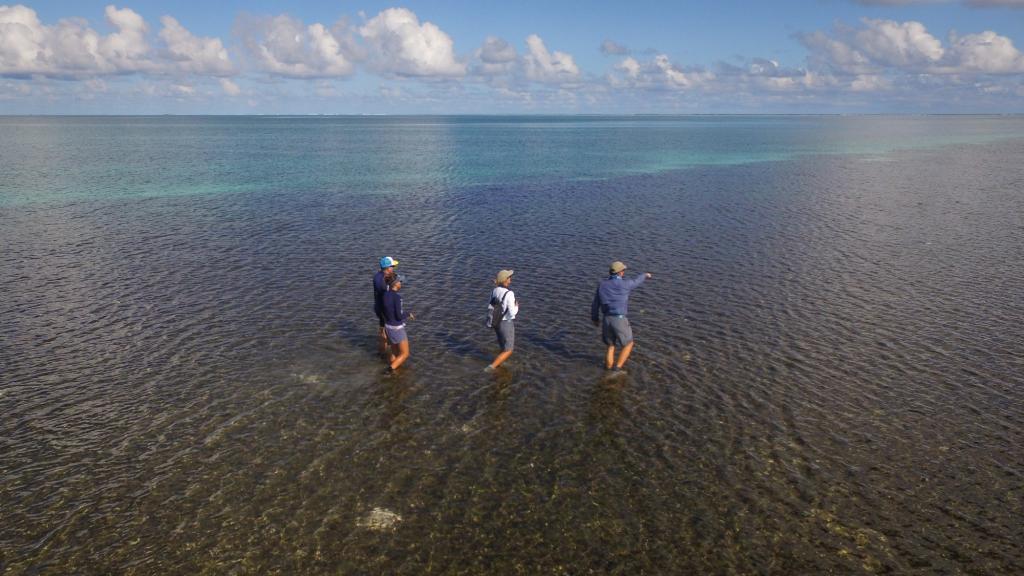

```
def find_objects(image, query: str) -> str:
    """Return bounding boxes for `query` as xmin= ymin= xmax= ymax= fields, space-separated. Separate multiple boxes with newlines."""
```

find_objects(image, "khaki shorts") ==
xmin=602 ymin=315 xmax=633 ymax=347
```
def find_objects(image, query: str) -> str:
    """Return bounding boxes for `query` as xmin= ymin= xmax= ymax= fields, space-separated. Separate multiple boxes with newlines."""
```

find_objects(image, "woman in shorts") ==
xmin=381 ymin=275 xmax=414 ymax=372
xmin=486 ymin=269 xmax=518 ymax=372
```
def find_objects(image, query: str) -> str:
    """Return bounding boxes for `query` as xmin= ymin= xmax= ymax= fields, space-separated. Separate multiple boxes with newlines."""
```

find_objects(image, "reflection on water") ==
xmin=2 ymin=119 xmax=1023 ymax=574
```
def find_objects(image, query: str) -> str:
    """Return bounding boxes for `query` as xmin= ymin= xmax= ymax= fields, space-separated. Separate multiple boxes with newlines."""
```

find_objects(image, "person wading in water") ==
xmin=591 ymin=261 xmax=652 ymax=375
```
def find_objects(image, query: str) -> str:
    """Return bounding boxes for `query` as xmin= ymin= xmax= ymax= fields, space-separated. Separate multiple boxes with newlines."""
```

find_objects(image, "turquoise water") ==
xmin=3 ymin=115 xmax=1024 ymax=206
xmin=2 ymin=116 xmax=1023 ymax=574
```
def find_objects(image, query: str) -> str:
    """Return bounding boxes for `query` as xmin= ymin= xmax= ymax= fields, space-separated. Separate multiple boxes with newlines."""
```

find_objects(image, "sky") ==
xmin=2 ymin=0 xmax=1024 ymax=114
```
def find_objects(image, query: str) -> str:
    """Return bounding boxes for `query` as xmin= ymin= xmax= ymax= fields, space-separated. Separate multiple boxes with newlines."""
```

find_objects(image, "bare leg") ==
xmin=489 ymin=350 xmax=513 ymax=370
xmin=615 ymin=341 xmax=635 ymax=369
xmin=390 ymin=340 xmax=410 ymax=370
xmin=378 ymin=326 xmax=388 ymax=356
xmin=605 ymin=346 xmax=615 ymax=369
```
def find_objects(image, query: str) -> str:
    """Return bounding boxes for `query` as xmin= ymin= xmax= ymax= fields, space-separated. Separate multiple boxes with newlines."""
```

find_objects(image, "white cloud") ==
xmin=219 ymin=77 xmax=240 ymax=95
xmin=359 ymin=8 xmax=464 ymax=77
xmin=0 ymin=4 xmax=237 ymax=78
xmin=159 ymin=16 xmax=232 ymax=75
xmin=523 ymin=34 xmax=579 ymax=83
xmin=239 ymin=14 xmax=358 ymax=78
xmin=101 ymin=5 xmax=151 ymax=71
xmin=800 ymin=19 xmax=946 ymax=73
xmin=946 ymin=30 xmax=1024 ymax=72
xmin=655 ymin=54 xmax=711 ymax=87
xmin=799 ymin=31 xmax=874 ymax=74
xmin=616 ymin=56 xmax=641 ymax=79
xmin=478 ymin=36 xmax=516 ymax=64
xmin=803 ymin=18 xmax=1024 ymax=77
xmin=611 ymin=53 xmax=712 ymax=89
xmin=854 ymin=19 xmax=944 ymax=67
xmin=0 ymin=4 xmax=153 ymax=76
xmin=474 ymin=36 xmax=517 ymax=76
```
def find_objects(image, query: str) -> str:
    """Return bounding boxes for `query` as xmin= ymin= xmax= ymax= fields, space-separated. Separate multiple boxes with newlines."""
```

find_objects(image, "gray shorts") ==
xmin=602 ymin=315 xmax=633 ymax=347
xmin=385 ymin=324 xmax=407 ymax=344
xmin=495 ymin=320 xmax=515 ymax=351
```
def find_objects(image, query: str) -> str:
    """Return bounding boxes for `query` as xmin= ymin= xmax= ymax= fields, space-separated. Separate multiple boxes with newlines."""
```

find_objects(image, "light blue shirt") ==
xmin=591 ymin=274 xmax=646 ymax=321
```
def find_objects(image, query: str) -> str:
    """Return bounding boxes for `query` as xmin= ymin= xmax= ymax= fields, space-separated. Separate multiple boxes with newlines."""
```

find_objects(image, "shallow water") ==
xmin=2 ymin=116 xmax=1023 ymax=574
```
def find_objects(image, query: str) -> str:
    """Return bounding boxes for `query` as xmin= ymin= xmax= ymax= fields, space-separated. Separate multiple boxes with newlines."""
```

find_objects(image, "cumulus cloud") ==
xmin=100 ymin=5 xmax=151 ymax=71
xmin=801 ymin=18 xmax=1024 ymax=76
xmin=799 ymin=30 xmax=874 ymax=74
xmin=0 ymin=4 xmax=152 ymax=76
xmin=159 ymin=16 xmax=232 ymax=75
xmin=945 ymin=30 xmax=1024 ymax=72
xmin=238 ymin=13 xmax=358 ymax=78
xmin=359 ymin=8 xmax=464 ymax=77
xmin=609 ymin=53 xmax=713 ymax=89
xmin=711 ymin=57 xmax=837 ymax=93
xmin=471 ymin=34 xmax=584 ymax=86
xmin=854 ymin=19 xmax=944 ymax=67
xmin=523 ymin=34 xmax=579 ymax=83
xmin=0 ymin=4 xmax=235 ymax=78
xmin=473 ymin=36 xmax=517 ymax=76
xmin=616 ymin=56 xmax=641 ymax=78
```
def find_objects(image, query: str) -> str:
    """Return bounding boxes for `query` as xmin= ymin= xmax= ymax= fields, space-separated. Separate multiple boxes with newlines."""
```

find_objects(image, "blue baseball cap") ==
xmin=379 ymin=256 xmax=399 ymax=268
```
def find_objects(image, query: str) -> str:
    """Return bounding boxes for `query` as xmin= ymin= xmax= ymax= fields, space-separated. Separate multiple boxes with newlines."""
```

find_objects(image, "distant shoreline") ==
xmin=3 ymin=113 xmax=1023 ymax=118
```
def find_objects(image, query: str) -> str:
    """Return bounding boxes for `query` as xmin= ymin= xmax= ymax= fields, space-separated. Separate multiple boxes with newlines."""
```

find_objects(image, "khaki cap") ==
xmin=609 ymin=261 xmax=627 ymax=273
xmin=495 ymin=269 xmax=514 ymax=283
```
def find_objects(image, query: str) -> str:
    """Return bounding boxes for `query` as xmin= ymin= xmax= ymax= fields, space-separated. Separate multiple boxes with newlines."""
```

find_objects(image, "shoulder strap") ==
xmin=492 ymin=288 xmax=511 ymax=312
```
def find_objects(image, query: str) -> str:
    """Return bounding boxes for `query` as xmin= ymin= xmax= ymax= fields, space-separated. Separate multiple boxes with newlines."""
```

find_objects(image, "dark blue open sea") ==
xmin=2 ymin=116 xmax=1023 ymax=574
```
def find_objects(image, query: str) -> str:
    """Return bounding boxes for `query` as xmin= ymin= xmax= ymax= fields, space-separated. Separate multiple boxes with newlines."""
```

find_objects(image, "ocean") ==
xmin=2 ymin=115 xmax=1023 ymax=574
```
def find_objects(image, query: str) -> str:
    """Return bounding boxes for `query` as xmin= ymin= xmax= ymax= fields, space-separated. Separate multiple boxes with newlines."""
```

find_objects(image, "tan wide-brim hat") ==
xmin=495 ymin=269 xmax=514 ymax=283
xmin=609 ymin=261 xmax=627 ymax=274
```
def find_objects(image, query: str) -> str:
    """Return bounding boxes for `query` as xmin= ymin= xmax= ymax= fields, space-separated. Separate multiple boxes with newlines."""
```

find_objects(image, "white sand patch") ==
xmin=293 ymin=372 xmax=325 ymax=385
xmin=357 ymin=507 xmax=402 ymax=531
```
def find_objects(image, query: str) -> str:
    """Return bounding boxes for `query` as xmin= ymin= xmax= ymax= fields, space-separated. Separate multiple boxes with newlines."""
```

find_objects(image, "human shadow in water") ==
xmin=335 ymin=317 xmax=383 ymax=358
xmin=520 ymin=327 xmax=597 ymax=363
xmin=433 ymin=330 xmax=491 ymax=361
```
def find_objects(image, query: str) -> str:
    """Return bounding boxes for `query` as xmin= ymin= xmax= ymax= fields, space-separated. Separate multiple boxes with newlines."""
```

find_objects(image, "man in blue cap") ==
xmin=374 ymin=256 xmax=399 ymax=355
xmin=591 ymin=260 xmax=652 ymax=374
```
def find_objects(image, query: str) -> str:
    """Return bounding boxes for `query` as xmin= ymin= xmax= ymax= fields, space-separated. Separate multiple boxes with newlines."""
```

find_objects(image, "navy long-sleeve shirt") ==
xmin=381 ymin=290 xmax=406 ymax=326
xmin=591 ymin=273 xmax=646 ymax=321
xmin=373 ymin=270 xmax=389 ymax=317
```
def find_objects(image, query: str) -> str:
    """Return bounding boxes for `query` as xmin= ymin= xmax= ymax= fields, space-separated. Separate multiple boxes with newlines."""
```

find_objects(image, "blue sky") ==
xmin=3 ymin=0 xmax=1024 ymax=113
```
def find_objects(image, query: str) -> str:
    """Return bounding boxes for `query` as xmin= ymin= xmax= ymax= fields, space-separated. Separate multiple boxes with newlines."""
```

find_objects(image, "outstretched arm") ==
xmin=625 ymin=273 xmax=650 ymax=291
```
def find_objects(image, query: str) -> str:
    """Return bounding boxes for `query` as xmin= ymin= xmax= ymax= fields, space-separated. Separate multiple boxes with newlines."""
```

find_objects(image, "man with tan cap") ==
xmin=486 ymin=269 xmax=519 ymax=372
xmin=591 ymin=261 xmax=652 ymax=373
